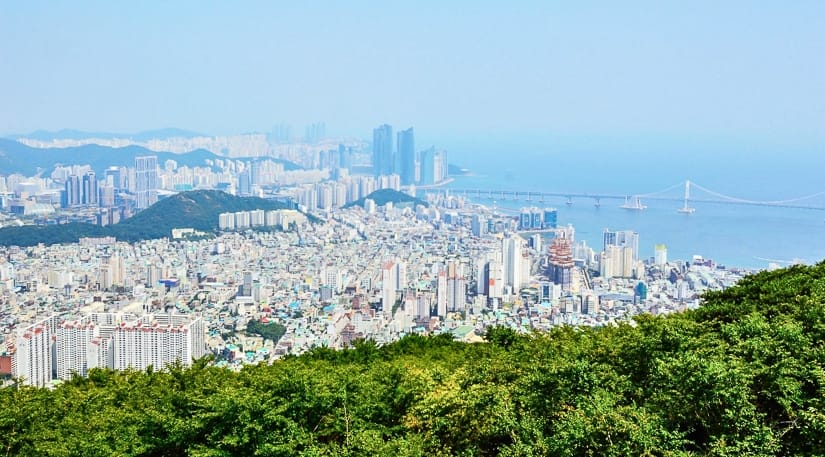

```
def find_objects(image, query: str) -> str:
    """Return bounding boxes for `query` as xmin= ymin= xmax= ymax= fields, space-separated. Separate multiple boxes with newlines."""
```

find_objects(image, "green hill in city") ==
xmin=0 ymin=190 xmax=295 ymax=246
xmin=2 ymin=262 xmax=825 ymax=455
xmin=343 ymin=188 xmax=429 ymax=209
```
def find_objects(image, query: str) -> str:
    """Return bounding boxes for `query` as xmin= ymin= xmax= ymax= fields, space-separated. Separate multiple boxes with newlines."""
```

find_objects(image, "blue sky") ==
xmin=1 ymin=1 xmax=823 ymax=145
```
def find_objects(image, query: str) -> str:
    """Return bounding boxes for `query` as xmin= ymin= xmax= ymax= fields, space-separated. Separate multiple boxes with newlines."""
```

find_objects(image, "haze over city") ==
xmin=2 ymin=1 xmax=824 ymax=148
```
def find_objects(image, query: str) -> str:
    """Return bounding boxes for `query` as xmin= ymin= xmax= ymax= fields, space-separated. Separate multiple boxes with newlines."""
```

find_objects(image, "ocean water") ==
xmin=435 ymin=135 xmax=825 ymax=269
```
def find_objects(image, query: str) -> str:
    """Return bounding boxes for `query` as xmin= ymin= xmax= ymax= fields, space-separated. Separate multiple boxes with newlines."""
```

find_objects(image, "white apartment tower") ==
xmin=502 ymin=236 xmax=529 ymax=292
xmin=13 ymin=316 xmax=55 ymax=387
xmin=436 ymin=270 xmax=448 ymax=317
xmin=655 ymin=244 xmax=668 ymax=266
xmin=56 ymin=319 xmax=99 ymax=379
xmin=111 ymin=314 xmax=205 ymax=372
xmin=381 ymin=262 xmax=398 ymax=318
xmin=134 ymin=155 xmax=159 ymax=210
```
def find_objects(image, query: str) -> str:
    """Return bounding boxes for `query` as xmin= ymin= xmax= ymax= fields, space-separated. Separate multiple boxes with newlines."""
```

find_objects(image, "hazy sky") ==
xmin=1 ymin=1 xmax=823 ymax=143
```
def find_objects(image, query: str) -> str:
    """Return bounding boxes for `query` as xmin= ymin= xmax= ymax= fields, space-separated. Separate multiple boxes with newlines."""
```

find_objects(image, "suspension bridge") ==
xmin=423 ymin=180 xmax=825 ymax=211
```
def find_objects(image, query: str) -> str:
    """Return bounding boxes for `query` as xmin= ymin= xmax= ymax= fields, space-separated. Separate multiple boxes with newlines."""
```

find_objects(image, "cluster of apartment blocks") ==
xmin=217 ymin=209 xmax=307 ymax=231
xmin=0 ymin=155 xmax=319 ymax=223
xmin=4 ymin=312 xmax=205 ymax=387
xmin=290 ymin=172 xmax=403 ymax=211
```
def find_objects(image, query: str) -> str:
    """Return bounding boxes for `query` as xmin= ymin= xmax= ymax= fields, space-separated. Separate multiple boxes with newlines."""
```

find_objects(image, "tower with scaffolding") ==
xmin=547 ymin=233 xmax=574 ymax=291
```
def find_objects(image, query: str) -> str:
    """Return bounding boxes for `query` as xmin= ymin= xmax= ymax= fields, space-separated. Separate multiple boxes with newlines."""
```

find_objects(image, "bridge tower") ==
xmin=678 ymin=180 xmax=696 ymax=214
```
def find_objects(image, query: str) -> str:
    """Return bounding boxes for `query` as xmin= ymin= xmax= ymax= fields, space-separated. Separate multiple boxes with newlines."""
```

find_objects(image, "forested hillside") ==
xmin=2 ymin=263 xmax=825 ymax=456
xmin=0 ymin=190 xmax=296 ymax=247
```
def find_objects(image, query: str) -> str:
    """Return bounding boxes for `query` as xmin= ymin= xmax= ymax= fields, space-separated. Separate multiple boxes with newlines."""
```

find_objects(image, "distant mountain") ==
xmin=343 ymin=188 xmax=429 ymax=209
xmin=11 ymin=128 xmax=206 ymax=142
xmin=0 ymin=190 xmax=299 ymax=247
xmin=0 ymin=139 xmax=301 ymax=175
xmin=129 ymin=128 xmax=207 ymax=141
xmin=0 ymin=139 xmax=219 ymax=175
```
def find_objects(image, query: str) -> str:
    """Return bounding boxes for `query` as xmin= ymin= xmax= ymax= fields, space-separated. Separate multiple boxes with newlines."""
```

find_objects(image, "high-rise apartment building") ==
xmin=502 ymin=236 xmax=529 ymax=292
xmin=104 ymin=166 xmax=121 ymax=190
xmin=13 ymin=316 xmax=55 ymax=387
xmin=134 ymin=155 xmax=158 ymax=210
xmin=372 ymin=124 xmax=394 ymax=176
xmin=436 ymin=270 xmax=448 ymax=317
xmin=419 ymin=147 xmax=435 ymax=185
xmin=397 ymin=127 xmax=415 ymax=185
xmin=543 ymin=208 xmax=558 ymax=229
xmin=599 ymin=244 xmax=635 ymax=279
xmin=654 ymin=244 xmax=668 ymax=266
xmin=238 ymin=170 xmax=251 ymax=196
xmin=82 ymin=171 xmax=98 ymax=206
xmin=56 ymin=319 xmax=98 ymax=379
xmin=63 ymin=175 xmax=82 ymax=208
xmin=603 ymin=229 xmax=640 ymax=261
xmin=111 ymin=314 xmax=205 ymax=372
xmin=99 ymin=183 xmax=115 ymax=208
xmin=419 ymin=147 xmax=448 ymax=185
xmin=381 ymin=261 xmax=398 ymax=318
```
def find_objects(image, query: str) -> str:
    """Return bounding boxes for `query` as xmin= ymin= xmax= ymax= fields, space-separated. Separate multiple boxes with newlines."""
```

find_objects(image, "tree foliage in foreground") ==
xmin=3 ymin=263 xmax=825 ymax=456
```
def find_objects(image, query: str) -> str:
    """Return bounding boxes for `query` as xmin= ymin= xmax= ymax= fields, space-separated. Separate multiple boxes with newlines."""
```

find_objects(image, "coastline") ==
xmin=414 ymin=177 xmax=455 ymax=189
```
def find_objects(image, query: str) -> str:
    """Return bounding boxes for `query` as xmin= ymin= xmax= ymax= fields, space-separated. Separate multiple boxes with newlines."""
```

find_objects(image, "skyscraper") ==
xmin=599 ymin=244 xmax=635 ymax=279
xmin=134 ymin=156 xmax=158 ymax=210
xmin=502 ymin=235 xmax=529 ymax=291
xmin=238 ymin=170 xmax=251 ymax=196
xmin=419 ymin=147 xmax=435 ymax=185
xmin=381 ymin=261 xmax=397 ymax=318
xmin=654 ymin=244 xmax=668 ymax=266
xmin=397 ymin=127 xmax=415 ymax=185
xmin=104 ymin=166 xmax=121 ymax=190
xmin=548 ymin=236 xmax=574 ymax=291
xmin=543 ymin=208 xmax=558 ymax=229
xmin=482 ymin=259 xmax=503 ymax=299
xmin=338 ymin=144 xmax=351 ymax=170
xmin=436 ymin=270 xmax=448 ymax=317
xmin=13 ymin=316 xmax=55 ymax=387
xmin=82 ymin=171 xmax=98 ymax=206
xmin=603 ymin=229 xmax=640 ymax=261
xmin=372 ymin=124 xmax=393 ymax=176
xmin=63 ymin=175 xmax=82 ymax=208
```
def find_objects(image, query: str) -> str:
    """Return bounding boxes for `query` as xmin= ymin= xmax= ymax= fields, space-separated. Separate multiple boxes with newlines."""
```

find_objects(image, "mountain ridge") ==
xmin=9 ymin=128 xmax=206 ymax=141
xmin=0 ymin=139 xmax=301 ymax=175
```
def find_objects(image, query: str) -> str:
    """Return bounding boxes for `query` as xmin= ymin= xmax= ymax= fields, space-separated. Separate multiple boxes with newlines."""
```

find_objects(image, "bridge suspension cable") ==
xmin=637 ymin=182 xmax=685 ymax=198
xmin=690 ymin=181 xmax=825 ymax=205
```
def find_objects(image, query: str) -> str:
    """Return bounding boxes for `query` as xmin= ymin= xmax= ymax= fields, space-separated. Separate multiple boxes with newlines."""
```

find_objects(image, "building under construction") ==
xmin=547 ymin=236 xmax=574 ymax=291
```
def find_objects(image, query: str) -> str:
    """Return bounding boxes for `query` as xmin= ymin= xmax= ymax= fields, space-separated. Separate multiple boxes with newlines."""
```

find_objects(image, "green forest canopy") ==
xmin=3 ymin=262 xmax=825 ymax=456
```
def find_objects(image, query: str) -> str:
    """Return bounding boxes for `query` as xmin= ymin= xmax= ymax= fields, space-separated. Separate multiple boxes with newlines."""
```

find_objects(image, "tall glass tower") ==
xmin=372 ymin=124 xmax=393 ymax=176
xmin=397 ymin=127 xmax=415 ymax=185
